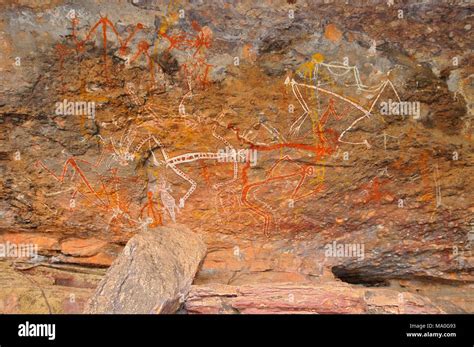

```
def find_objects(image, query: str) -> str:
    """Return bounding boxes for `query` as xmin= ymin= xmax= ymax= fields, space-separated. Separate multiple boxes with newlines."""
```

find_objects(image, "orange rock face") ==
xmin=0 ymin=1 xmax=472 ymax=314
xmin=0 ymin=233 xmax=60 ymax=252
xmin=324 ymin=23 xmax=343 ymax=42
xmin=60 ymin=238 xmax=108 ymax=257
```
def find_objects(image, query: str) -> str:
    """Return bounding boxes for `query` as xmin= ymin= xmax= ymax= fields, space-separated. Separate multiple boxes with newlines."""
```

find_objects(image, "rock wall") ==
xmin=0 ymin=0 xmax=472 ymax=313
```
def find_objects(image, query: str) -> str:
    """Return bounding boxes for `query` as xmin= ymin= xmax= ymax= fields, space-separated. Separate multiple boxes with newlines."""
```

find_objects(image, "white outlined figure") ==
xmin=289 ymin=78 xmax=401 ymax=148
xmin=289 ymin=56 xmax=402 ymax=148
xmin=242 ymin=118 xmax=287 ymax=146
xmin=124 ymin=85 xmax=241 ymax=206
xmin=298 ymin=59 xmax=387 ymax=93
xmin=368 ymin=40 xmax=377 ymax=55
xmin=157 ymin=178 xmax=179 ymax=222
xmin=375 ymin=132 xmax=400 ymax=150
xmin=212 ymin=113 xmax=239 ymax=190
xmin=108 ymin=128 xmax=137 ymax=166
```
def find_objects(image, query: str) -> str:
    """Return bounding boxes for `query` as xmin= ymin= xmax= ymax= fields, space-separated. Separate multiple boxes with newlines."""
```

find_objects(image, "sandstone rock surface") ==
xmin=185 ymin=282 xmax=445 ymax=314
xmin=0 ymin=0 xmax=472 ymax=314
xmin=85 ymin=225 xmax=206 ymax=314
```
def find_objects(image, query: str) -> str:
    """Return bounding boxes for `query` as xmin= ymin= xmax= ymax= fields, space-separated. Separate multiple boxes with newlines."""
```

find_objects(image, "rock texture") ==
xmin=0 ymin=0 xmax=473 ymax=313
xmin=0 ymin=260 xmax=103 ymax=314
xmin=185 ymin=282 xmax=445 ymax=314
xmin=85 ymin=225 xmax=206 ymax=314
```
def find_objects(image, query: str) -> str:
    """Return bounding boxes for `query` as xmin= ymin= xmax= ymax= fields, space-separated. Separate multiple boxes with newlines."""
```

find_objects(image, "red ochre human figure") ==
xmin=129 ymin=40 xmax=156 ymax=88
xmin=189 ymin=21 xmax=212 ymax=57
xmin=36 ymin=157 xmax=108 ymax=208
xmin=83 ymin=15 xmax=122 ymax=75
xmin=60 ymin=15 xmax=214 ymax=90
xmin=71 ymin=16 xmax=143 ymax=56
xmin=181 ymin=57 xmax=213 ymax=90
xmin=360 ymin=177 xmax=393 ymax=204
xmin=140 ymin=191 xmax=163 ymax=228
xmin=318 ymin=98 xmax=347 ymax=128
xmin=119 ymin=23 xmax=144 ymax=55
xmin=311 ymin=98 xmax=347 ymax=158
xmin=160 ymin=21 xmax=213 ymax=89
xmin=195 ymin=58 xmax=212 ymax=89
xmin=68 ymin=15 xmax=145 ymax=79
xmin=161 ymin=31 xmax=189 ymax=52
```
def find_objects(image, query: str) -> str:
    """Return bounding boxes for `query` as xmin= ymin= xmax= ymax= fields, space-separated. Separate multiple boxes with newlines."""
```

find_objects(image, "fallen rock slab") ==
xmin=185 ymin=282 xmax=445 ymax=314
xmin=85 ymin=225 xmax=206 ymax=314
